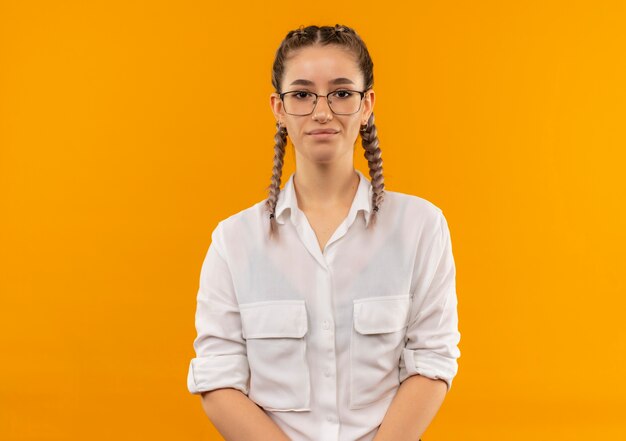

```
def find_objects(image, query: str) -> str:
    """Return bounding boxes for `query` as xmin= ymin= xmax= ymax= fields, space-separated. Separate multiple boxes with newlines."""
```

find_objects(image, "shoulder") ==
xmin=384 ymin=189 xmax=453 ymax=259
xmin=210 ymin=198 xmax=269 ymax=244
xmin=383 ymin=188 xmax=445 ymax=229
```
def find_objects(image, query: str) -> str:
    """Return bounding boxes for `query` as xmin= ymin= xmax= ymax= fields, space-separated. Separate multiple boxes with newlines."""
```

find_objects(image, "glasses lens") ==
xmin=284 ymin=91 xmax=316 ymax=115
xmin=284 ymin=90 xmax=361 ymax=115
xmin=328 ymin=90 xmax=361 ymax=114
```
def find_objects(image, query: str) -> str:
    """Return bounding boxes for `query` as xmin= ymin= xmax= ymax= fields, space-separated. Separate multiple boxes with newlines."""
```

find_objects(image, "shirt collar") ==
xmin=274 ymin=169 xmax=373 ymax=228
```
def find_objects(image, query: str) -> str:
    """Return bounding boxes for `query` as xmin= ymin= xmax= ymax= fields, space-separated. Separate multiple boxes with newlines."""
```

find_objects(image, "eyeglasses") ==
xmin=279 ymin=89 xmax=367 ymax=116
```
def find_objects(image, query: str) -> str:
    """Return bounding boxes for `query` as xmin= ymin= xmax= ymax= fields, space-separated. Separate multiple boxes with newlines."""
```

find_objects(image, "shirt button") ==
xmin=322 ymin=320 xmax=330 ymax=330
xmin=326 ymin=415 xmax=335 ymax=423
xmin=324 ymin=369 xmax=331 ymax=377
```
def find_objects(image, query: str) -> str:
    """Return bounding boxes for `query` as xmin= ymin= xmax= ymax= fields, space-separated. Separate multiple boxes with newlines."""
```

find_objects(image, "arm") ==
xmin=187 ymin=223 xmax=290 ymax=441
xmin=377 ymin=211 xmax=461 ymax=440
xmin=201 ymin=388 xmax=290 ymax=441
xmin=373 ymin=375 xmax=446 ymax=441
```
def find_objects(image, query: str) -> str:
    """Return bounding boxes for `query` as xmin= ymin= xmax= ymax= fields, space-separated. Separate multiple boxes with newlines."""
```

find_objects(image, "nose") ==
xmin=312 ymin=96 xmax=333 ymax=122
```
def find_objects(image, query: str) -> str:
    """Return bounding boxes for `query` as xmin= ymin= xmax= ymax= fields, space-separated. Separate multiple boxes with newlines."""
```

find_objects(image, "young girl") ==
xmin=187 ymin=24 xmax=461 ymax=441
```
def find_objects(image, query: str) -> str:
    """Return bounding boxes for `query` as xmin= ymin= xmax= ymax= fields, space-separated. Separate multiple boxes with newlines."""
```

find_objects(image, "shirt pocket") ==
xmin=349 ymin=294 xmax=411 ymax=410
xmin=239 ymin=299 xmax=311 ymax=412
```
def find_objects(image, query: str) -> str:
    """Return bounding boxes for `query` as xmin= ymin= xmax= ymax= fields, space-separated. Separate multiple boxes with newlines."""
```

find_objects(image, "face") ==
xmin=270 ymin=44 xmax=375 ymax=165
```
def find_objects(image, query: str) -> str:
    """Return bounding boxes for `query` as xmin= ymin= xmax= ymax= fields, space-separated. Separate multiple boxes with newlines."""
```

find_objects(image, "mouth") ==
xmin=307 ymin=129 xmax=340 ymax=139
xmin=309 ymin=132 xmax=338 ymax=138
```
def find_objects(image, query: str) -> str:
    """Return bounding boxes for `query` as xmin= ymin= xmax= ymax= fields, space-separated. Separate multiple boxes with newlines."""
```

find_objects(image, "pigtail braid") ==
xmin=265 ymin=121 xmax=288 ymax=238
xmin=360 ymin=112 xmax=385 ymax=228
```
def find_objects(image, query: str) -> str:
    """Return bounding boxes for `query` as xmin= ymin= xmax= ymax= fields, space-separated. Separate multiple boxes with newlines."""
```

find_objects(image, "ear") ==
xmin=270 ymin=93 xmax=286 ymax=122
xmin=361 ymin=89 xmax=375 ymax=123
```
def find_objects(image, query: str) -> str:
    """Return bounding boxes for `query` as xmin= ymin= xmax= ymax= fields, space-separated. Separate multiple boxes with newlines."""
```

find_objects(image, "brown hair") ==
xmin=265 ymin=24 xmax=385 ymax=238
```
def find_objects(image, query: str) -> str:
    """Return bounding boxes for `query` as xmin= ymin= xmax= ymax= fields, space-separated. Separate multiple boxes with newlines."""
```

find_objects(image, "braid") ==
xmin=265 ymin=121 xmax=288 ymax=238
xmin=287 ymin=25 xmax=313 ymax=41
xmin=360 ymin=112 xmax=385 ymax=228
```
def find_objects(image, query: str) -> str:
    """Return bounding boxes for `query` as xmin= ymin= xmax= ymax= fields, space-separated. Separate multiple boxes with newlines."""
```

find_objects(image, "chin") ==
xmin=313 ymin=149 xmax=351 ymax=164
xmin=295 ymin=140 xmax=349 ymax=162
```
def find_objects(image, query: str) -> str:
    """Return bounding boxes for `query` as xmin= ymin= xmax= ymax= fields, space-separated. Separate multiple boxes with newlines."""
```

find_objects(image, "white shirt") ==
xmin=187 ymin=169 xmax=461 ymax=441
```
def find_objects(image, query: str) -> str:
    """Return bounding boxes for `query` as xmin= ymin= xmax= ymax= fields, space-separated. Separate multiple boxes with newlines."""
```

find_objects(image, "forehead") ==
xmin=283 ymin=45 xmax=361 ymax=87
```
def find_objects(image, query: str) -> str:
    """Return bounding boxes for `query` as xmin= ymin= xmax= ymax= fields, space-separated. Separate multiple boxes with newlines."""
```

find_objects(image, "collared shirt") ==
xmin=187 ymin=169 xmax=461 ymax=441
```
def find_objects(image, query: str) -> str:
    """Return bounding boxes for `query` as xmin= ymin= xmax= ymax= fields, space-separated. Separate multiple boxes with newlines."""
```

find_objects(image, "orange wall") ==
xmin=1 ymin=1 xmax=625 ymax=440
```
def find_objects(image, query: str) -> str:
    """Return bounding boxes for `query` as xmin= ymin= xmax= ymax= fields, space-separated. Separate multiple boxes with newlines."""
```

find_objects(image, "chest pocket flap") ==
xmin=353 ymin=294 xmax=411 ymax=334
xmin=240 ymin=299 xmax=308 ymax=339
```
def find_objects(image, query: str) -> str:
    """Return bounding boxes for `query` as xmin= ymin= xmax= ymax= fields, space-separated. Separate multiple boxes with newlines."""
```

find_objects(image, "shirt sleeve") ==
xmin=187 ymin=222 xmax=250 ymax=396
xmin=399 ymin=211 xmax=461 ymax=392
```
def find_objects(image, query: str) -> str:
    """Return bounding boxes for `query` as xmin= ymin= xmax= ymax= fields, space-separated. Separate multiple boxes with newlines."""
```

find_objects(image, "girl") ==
xmin=187 ymin=24 xmax=461 ymax=441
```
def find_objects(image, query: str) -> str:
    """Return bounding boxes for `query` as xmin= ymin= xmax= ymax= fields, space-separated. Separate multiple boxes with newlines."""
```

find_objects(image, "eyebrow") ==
xmin=289 ymin=77 xmax=355 ymax=86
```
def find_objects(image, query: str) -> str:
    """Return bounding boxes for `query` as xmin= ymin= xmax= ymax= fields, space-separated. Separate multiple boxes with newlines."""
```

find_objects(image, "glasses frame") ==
xmin=279 ymin=89 xmax=367 ymax=116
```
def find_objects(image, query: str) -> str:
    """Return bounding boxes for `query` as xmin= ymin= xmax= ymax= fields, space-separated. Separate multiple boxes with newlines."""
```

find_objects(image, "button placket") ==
xmin=316 ymin=255 xmax=339 ymax=431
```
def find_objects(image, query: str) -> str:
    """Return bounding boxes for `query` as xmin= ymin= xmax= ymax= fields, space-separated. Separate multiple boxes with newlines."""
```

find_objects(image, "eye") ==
xmin=293 ymin=91 xmax=313 ymax=99
xmin=332 ymin=90 xmax=353 ymax=99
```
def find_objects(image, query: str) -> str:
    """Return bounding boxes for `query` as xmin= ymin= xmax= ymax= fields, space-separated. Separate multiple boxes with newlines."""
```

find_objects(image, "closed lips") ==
xmin=308 ymin=129 xmax=339 ymax=134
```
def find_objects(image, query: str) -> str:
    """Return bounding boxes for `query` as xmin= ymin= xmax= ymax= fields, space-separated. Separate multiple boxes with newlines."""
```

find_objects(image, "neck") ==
xmin=292 ymin=163 xmax=360 ymax=211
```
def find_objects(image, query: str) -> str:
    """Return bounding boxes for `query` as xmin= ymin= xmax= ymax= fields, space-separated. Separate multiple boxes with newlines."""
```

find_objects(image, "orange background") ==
xmin=1 ymin=1 xmax=625 ymax=440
